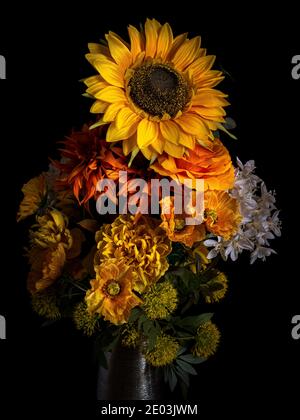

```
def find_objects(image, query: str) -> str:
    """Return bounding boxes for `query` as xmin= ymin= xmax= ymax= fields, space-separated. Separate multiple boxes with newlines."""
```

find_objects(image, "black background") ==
xmin=0 ymin=3 xmax=299 ymax=417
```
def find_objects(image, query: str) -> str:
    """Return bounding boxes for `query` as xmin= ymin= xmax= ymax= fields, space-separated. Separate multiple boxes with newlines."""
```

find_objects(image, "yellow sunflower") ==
xmin=84 ymin=18 xmax=229 ymax=161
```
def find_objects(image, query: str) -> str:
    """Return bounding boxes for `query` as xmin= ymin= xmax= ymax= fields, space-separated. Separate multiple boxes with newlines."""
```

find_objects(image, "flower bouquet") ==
xmin=17 ymin=19 xmax=281 ymax=396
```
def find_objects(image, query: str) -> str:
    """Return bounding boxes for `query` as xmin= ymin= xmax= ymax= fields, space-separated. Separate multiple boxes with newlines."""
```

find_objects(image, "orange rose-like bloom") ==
xmin=204 ymin=190 xmax=242 ymax=240
xmin=160 ymin=196 xmax=205 ymax=247
xmin=54 ymin=125 xmax=142 ymax=205
xmin=85 ymin=259 xmax=142 ymax=325
xmin=151 ymin=138 xmax=234 ymax=191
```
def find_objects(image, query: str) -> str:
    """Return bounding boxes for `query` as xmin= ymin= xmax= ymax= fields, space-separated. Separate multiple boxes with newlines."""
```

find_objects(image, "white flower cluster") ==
xmin=204 ymin=159 xmax=281 ymax=264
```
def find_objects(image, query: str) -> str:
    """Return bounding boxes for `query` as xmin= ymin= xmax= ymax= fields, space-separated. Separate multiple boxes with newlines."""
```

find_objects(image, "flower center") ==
xmin=105 ymin=281 xmax=121 ymax=297
xmin=204 ymin=209 xmax=218 ymax=226
xmin=129 ymin=64 xmax=191 ymax=118
xmin=174 ymin=218 xmax=186 ymax=231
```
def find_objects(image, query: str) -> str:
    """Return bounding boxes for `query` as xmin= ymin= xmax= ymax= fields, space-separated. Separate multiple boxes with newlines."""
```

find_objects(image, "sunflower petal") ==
xmin=167 ymin=33 xmax=188 ymax=60
xmin=137 ymin=119 xmax=159 ymax=148
xmin=172 ymin=36 xmax=201 ymax=71
xmin=86 ymin=81 xmax=109 ymax=96
xmin=103 ymin=102 xmax=126 ymax=122
xmin=122 ymin=134 xmax=137 ymax=156
xmin=156 ymin=23 xmax=173 ymax=60
xmin=178 ymin=131 xmax=195 ymax=149
xmin=116 ymin=107 xmax=140 ymax=129
xmin=128 ymin=25 xmax=144 ymax=61
xmin=145 ymin=18 xmax=159 ymax=58
xmin=88 ymin=43 xmax=110 ymax=56
xmin=94 ymin=58 xmax=124 ymax=88
xmin=175 ymin=113 xmax=209 ymax=137
xmin=163 ymin=141 xmax=184 ymax=158
xmin=94 ymin=86 xmax=126 ymax=103
xmin=188 ymin=55 xmax=216 ymax=77
xmin=107 ymin=32 xmax=132 ymax=70
xmin=90 ymin=100 xmax=108 ymax=114
xmin=160 ymin=120 xmax=180 ymax=145
xmin=192 ymin=90 xmax=229 ymax=107
xmin=107 ymin=120 xmax=139 ymax=142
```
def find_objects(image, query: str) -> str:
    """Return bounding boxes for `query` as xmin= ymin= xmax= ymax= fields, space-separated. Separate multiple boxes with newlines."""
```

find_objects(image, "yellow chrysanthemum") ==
xmin=17 ymin=174 xmax=47 ymax=222
xmin=144 ymin=334 xmax=179 ymax=367
xmin=121 ymin=325 xmax=141 ymax=348
xmin=204 ymin=190 xmax=242 ymax=240
xmin=85 ymin=258 xmax=142 ymax=325
xmin=192 ymin=321 xmax=220 ymax=358
xmin=94 ymin=214 xmax=171 ymax=293
xmin=201 ymin=271 xmax=228 ymax=303
xmin=142 ymin=280 xmax=178 ymax=320
xmin=84 ymin=18 xmax=229 ymax=161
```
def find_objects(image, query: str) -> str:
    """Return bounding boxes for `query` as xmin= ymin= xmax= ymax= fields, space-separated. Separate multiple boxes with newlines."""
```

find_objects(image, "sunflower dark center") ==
xmin=129 ymin=64 xmax=190 ymax=118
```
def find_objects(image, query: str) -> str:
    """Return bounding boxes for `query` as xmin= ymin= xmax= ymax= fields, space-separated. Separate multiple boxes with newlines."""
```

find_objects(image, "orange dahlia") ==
xmin=160 ymin=195 xmax=205 ymax=247
xmin=151 ymin=138 xmax=234 ymax=191
xmin=54 ymin=125 xmax=142 ymax=205
xmin=85 ymin=259 xmax=142 ymax=325
xmin=204 ymin=190 xmax=242 ymax=240
xmin=84 ymin=19 xmax=229 ymax=161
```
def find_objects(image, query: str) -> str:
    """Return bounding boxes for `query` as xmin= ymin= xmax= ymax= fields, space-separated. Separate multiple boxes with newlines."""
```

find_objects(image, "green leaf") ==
xmin=178 ymin=354 xmax=206 ymax=364
xmin=176 ymin=346 xmax=187 ymax=357
xmin=137 ymin=314 xmax=147 ymax=331
xmin=168 ymin=366 xmax=178 ymax=392
xmin=128 ymin=308 xmax=141 ymax=324
xmin=176 ymin=360 xmax=198 ymax=376
xmin=147 ymin=327 xmax=159 ymax=351
xmin=175 ymin=313 xmax=214 ymax=332
xmin=175 ymin=365 xmax=190 ymax=387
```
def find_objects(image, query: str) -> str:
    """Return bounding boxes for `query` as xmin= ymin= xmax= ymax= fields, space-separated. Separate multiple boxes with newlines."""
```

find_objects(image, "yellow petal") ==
xmin=94 ymin=86 xmax=126 ymax=103
xmin=107 ymin=120 xmax=139 ymax=142
xmin=107 ymin=32 xmax=132 ymax=70
xmin=94 ymin=58 xmax=124 ymax=88
xmin=192 ymin=90 xmax=229 ymax=107
xmin=160 ymin=120 xmax=180 ymax=145
xmin=167 ymin=33 xmax=188 ymax=60
xmin=175 ymin=113 xmax=209 ymax=137
xmin=116 ymin=107 xmax=140 ymax=129
xmin=151 ymin=133 xmax=165 ymax=154
xmin=90 ymin=100 xmax=108 ymax=114
xmin=103 ymin=102 xmax=126 ymax=122
xmin=178 ymin=131 xmax=195 ymax=149
xmin=192 ymin=106 xmax=226 ymax=121
xmin=145 ymin=18 xmax=159 ymax=58
xmin=156 ymin=23 xmax=173 ymax=60
xmin=188 ymin=55 xmax=216 ymax=77
xmin=195 ymin=70 xmax=224 ymax=87
xmin=122 ymin=134 xmax=138 ymax=156
xmin=128 ymin=25 xmax=144 ymax=61
xmin=137 ymin=119 xmax=159 ymax=148
xmin=83 ymin=75 xmax=104 ymax=87
xmin=172 ymin=36 xmax=201 ymax=71
xmin=163 ymin=141 xmax=184 ymax=158
xmin=86 ymin=81 xmax=109 ymax=96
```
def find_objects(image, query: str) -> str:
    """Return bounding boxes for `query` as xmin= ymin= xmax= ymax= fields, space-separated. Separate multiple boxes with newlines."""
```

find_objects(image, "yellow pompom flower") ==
xmin=17 ymin=174 xmax=47 ymax=222
xmin=94 ymin=214 xmax=171 ymax=293
xmin=192 ymin=321 xmax=220 ymax=358
xmin=85 ymin=258 xmax=142 ymax=325
xmin=142 ymin=281 xmax=178 ymax=320
xmin=73 ymin=301 xmax=100 ymax=336
xmin=84 ymin=18 xmax=229 ymax=161
xmin=144 ymin=334 xmax=179 ymax=367
xmin=121 ymin=325 xmax=141 ymax=348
